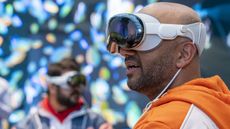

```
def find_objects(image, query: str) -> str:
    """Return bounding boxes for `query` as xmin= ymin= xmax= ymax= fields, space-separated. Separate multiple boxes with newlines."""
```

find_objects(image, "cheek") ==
xmin=73 ymin=85 xmax=85 ymax=93
xmin=140 ymin=53 xmax=169 ymax=73
xmin=139 ymin=54 xmax=156 ymax=70
xmin=60 ymin=89 xmax=72 ymax=96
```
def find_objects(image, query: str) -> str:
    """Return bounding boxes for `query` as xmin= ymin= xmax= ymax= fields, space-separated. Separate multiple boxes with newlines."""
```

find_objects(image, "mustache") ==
xmin=70 ymin=90 xmax=80 ymax=96
xmin=125 ymin=56 xmax=138 ymax=62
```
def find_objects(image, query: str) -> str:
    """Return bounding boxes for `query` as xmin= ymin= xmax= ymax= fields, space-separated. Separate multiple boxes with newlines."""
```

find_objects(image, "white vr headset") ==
xmin=46 ymin=71 xmax=79 ymax=89
xmin=106 ymin=13 xmax=206 ymax=55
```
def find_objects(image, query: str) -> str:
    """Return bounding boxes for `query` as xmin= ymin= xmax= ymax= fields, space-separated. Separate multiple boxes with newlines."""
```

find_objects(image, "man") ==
xmin=0 ymin=77 xmax=12 ymax=129
xmin=15 ymin=58 xmax=112 ymax=129
xmin=106 ymin=2 xmax=230 ymax=129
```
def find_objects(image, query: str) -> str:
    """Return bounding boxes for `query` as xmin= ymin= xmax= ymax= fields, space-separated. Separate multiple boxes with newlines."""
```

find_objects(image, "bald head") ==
xmin=139 ymin=2 xmax=201 ymax=24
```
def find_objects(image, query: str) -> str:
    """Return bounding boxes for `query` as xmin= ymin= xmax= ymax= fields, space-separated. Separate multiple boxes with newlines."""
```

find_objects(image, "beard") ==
xmin=56 ymin=87 xmax=79 ymax=108
xmin=127 ymin=52 xmax=176 ymax=98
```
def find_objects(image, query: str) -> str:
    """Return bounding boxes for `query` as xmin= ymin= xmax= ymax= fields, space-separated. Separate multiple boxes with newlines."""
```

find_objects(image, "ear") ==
xmin=176 ymin=42 xmax=197 ymax=68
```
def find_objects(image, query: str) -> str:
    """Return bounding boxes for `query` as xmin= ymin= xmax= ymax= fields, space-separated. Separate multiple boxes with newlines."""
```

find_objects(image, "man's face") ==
xmin=121 ymin=41 xmax=178 ymax=97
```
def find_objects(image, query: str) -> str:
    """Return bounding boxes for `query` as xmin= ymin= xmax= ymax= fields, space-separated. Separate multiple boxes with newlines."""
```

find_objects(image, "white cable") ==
xmin=145 ymin=68 xmax=182 ymax=111
xmin=153 ymin=68 xmax=182 ymax=101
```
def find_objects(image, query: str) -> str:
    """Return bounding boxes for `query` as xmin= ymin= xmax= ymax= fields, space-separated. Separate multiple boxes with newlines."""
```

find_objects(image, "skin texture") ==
xmin=120 ymin=2 xmax=202 ymax=100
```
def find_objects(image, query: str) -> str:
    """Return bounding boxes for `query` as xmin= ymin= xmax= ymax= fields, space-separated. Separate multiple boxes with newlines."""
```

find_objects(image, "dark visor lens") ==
xmin=67 ymin=74 xmax=86 ymax=88
xmin=107 ymin=13 xmax=144 ymax=49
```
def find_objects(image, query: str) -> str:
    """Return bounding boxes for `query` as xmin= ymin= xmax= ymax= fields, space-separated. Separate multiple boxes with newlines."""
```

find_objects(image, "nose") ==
xmin=119 ymin=47 xmax=136 ymax=57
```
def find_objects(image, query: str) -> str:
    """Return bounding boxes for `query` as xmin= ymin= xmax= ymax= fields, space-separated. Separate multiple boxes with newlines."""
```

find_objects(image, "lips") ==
xmin=125 ymin=61 xmax=140 ymax=75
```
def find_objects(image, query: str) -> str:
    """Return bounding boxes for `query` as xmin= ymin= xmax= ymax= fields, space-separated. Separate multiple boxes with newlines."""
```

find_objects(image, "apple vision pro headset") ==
xmin=106 ymin=13 xmax=206 ymax=55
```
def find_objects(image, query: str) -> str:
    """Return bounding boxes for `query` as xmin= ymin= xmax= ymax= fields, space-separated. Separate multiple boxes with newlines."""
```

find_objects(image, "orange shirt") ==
xmin=133 ymin=76 xmax=230 ymax=129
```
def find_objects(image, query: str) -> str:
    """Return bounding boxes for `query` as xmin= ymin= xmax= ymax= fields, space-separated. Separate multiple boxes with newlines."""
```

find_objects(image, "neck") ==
xmin=171 ymin=69 xmax=200 ymax=89
xmin=171 ymin=60 xmax=201 ymax=89
xmin=145 ymin=63 xmax=201 ymax=100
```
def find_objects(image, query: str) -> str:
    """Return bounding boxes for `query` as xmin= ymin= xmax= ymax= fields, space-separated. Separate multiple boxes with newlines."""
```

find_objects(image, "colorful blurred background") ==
xmin=0 ymin=0 xmax=230 ymax=129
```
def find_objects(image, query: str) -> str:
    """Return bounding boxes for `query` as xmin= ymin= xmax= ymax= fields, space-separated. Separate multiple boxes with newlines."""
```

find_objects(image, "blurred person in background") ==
xmin=0 ymin=77 xmax=13 ymax=129
xmin=106 ymin=2 xmax=230 ymax=129
xmin=14 ymin=58 xmax=112 ymax=129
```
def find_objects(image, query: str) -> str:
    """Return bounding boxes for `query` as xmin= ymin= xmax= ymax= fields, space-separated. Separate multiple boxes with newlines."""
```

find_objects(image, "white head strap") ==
xmin=133 ymin=13 xmax=206 ymax=55
xmin=46 ymin=71 xmax=77 ymax=89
